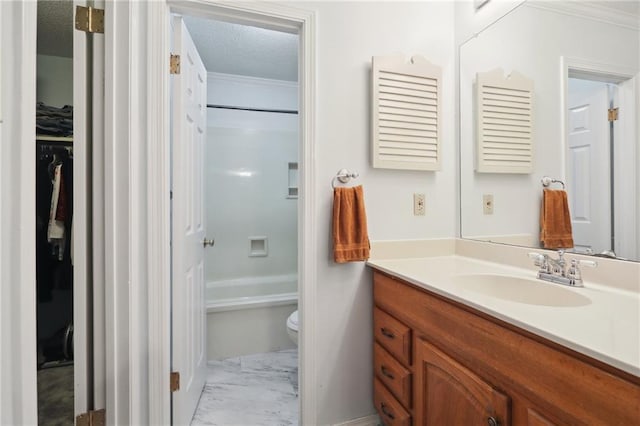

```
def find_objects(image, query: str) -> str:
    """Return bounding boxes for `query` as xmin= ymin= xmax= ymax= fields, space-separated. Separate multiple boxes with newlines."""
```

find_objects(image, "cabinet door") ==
xmin=415 ymin=339 xmax=511 ymax=426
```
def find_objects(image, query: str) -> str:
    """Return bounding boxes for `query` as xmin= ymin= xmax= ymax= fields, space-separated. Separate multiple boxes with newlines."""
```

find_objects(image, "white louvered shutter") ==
xmin=372 ymin=55 xmax=442 ymax=171
xmin=476 ymin=69 xmax=534 ymax=174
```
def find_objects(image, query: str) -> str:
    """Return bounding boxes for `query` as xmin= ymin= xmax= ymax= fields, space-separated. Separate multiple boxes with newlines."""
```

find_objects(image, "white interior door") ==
xmin=613 ymin=76 xmax=638 ymax=260
xmin=171 ymin=16 xmax=207 ymax=426
xmin=566 ymin=79 xmax=611 ymax=253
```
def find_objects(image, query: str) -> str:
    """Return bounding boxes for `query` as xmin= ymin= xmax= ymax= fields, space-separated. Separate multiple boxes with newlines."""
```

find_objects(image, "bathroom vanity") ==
xmin=368 ymin=255 xmax=640 ymax=426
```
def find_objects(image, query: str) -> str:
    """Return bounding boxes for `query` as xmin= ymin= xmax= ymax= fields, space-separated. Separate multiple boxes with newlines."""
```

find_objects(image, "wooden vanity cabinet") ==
xmin=372 ymin=270 xmax=640 ymax=426
xmin=415 ymin=339 xmax=510 ymax=425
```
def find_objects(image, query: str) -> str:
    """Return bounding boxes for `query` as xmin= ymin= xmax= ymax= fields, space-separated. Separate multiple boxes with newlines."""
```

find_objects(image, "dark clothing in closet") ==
xmin=36 ymin=150 xmax=73 ymax=303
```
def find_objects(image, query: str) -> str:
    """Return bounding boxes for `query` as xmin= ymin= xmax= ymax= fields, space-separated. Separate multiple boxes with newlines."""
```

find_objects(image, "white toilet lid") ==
xmin=287 ymin=310 xmax=298 ymax=331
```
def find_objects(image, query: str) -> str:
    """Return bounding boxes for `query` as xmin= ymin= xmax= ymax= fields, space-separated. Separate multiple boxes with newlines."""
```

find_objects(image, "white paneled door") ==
xmin=171 ymin=16 xmax=207 ymax=426
xmin=567 ymin=80 xmax=611 ymax=254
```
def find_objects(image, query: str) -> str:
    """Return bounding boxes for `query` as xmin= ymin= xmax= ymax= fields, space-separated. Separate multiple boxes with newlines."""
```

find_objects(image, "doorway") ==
xmin=35 ymin=2 xmax=75 ymax=424
xmin=563 ymin=59 xmax=639 ymax=260
xmin=169 ymin=8 xmax=304 ymax=425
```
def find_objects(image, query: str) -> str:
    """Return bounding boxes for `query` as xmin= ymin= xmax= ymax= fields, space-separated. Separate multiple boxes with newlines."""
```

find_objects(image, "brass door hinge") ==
xmin=170 ymin=371 xmax=180 ymax=392
xmin=170 ymin=54 xmax=181 ymax=75
xmin=608 ymin=107 xmax=619 ymax=122
xmin=75 ymin=6 xmax=105 ymax=34
xmin=76 ymin=409 xmax=106 ymax=426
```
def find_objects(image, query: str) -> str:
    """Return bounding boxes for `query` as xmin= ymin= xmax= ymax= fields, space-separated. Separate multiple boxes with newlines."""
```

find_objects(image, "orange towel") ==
xmin=333 ymin=185 xmax=370 ymax=263
xmin=540 ymin=189 xmax=574 ymax=249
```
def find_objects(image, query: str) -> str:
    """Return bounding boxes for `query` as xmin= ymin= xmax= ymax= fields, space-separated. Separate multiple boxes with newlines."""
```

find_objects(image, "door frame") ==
xmin=560 ymin=56 xmax=638 ymax=258
xmin=0 ymin=1 xmax=38 ymax=423
xmin=1 ymin=1 xmax=102 ymax=422
xmin=147 ymin=1 xmax=317 ymax=424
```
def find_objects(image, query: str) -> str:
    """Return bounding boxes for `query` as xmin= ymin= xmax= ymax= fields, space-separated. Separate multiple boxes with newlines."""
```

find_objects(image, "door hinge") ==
xmin=170 ymin=54 xmax=181 ymax=75
xmin=608 ymin=107 xmax=619 ymax=122
xmin=170 ymin=371 xmax=180 ymax=392
xmin=75 ymin=6 xmax=105 ymax=34
xmin=76 ymin=409 xmax=106 ymax=426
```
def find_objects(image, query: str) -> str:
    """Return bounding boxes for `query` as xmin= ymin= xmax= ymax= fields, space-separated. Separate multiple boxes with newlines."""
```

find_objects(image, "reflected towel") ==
xmin=333 ymin=185 xmax=370 ymax=263
xmin=540 ymin=189 xmax=574 ymax=249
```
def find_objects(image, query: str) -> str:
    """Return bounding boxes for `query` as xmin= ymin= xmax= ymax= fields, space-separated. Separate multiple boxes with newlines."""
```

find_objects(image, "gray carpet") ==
xmin=38 ymin=365 xmax=73 ymax=425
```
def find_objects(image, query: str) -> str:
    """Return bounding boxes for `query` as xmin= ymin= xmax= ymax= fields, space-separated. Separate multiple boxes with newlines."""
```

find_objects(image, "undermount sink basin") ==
xmin=452 ymin=274 xmax=592 ymax=307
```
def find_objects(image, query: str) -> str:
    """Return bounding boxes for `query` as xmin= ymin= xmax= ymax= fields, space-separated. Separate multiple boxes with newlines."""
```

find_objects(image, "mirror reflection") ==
xmin=459 ymin=1 xmax=639 ymax=262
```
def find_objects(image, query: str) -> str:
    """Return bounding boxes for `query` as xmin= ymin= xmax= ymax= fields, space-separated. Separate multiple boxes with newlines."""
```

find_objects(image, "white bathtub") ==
xmin=206 ymin=274 xmax=298 ymax=360
xmin=206 ymin=273 xmax=298 ymax=313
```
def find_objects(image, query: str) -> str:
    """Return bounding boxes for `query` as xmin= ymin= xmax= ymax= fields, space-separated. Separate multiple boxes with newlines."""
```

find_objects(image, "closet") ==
xmin=36 ymin=1 xmax=75 ymax=424
xmin=36 ymin=135 xmax=74 ymax=367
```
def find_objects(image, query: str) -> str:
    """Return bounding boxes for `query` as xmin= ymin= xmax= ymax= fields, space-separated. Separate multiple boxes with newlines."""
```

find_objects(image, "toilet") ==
xmin=286 ymin=310 xmax=298 ymax=345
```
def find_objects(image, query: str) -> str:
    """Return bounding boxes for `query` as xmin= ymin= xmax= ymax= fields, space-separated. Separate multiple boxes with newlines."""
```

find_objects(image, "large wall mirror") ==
xmin=459 ymin=1 xmax=639 ymax=262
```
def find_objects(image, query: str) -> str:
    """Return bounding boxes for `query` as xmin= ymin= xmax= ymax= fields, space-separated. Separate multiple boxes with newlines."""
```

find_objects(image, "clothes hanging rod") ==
xmin=206 ymin=104 xmax=298 ymax=115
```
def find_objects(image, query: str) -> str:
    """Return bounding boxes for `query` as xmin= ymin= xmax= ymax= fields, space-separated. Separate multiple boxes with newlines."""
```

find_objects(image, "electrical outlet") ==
xmin=483 ymin=194 xmax=494 ymax=215
xmin=414 ymin=193 xmax=426 ymax=216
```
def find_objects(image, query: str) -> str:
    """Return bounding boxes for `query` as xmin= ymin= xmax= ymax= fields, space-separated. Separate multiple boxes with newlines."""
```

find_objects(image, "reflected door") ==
xmin=566 ymin=79 xmax=611 ymax=253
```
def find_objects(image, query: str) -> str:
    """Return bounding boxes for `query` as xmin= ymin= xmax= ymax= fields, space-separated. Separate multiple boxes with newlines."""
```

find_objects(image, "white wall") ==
xmin=301 ymin=2 xmax=456 ymax=423
xmin=204 ymin=73 xmax=298 ymax=282
xmin=36 ymin=54 xmax=73 ymax=107
xmin=458 ymin=3 xmax=639 ymax=242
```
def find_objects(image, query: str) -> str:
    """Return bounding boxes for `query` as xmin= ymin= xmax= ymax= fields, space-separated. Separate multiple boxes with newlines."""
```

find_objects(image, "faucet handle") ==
xmin=567 ymin=258 xmax=597 ymax=284
xmin=528 ymin=252 xmax=548 ymax=269
xmin=528 ymin=252 xmax=544 ymax=260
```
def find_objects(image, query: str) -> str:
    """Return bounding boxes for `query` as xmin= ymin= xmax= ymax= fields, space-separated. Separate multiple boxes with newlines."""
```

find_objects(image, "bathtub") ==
xmin=206 ymin=274 xmax=298 ymax=360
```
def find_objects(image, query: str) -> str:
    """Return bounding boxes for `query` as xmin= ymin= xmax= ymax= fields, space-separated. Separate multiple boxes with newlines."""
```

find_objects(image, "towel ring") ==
xmin=541 ymin=176 xmax=565 ymax=189
xmin=331 ymin=169 xmax=359 ymax=189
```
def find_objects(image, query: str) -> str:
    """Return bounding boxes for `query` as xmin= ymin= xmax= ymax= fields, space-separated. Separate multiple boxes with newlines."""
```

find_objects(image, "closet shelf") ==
xmin=36 ymin=135 xmax=73 ymax=143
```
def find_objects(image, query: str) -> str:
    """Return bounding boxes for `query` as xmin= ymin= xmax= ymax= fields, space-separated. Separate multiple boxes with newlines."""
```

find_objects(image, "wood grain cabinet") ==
xmin=372 ymin=270 xmax=640 ymax=426
xmin=414 ymin=339 xmax=510 ymax=425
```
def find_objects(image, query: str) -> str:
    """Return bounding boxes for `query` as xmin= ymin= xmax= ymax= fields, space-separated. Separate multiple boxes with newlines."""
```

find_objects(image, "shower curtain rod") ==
xmin=206 ymin=104 xmax=298 ymax=115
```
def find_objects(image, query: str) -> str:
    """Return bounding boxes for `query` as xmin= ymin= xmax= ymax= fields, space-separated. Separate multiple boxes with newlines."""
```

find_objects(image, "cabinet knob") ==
xmin=380 ymin=365 xmax=395 ymax=380
xmin=487 ymin=417 xmax=499 ymax=426
xmin=203 ymin=238 xmax=215 ymax=248
xmin=380 ymin=403 xmax=395 ymax=420
xmin=380 ymin=327 xmax=395 ymax=339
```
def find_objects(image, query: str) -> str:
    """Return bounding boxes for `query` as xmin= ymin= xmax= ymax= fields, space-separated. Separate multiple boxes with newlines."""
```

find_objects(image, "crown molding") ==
xmin=526 ymin=1 xmax=639 ymax=30
xmin=207 ymin=71 xmax=298 ymax=89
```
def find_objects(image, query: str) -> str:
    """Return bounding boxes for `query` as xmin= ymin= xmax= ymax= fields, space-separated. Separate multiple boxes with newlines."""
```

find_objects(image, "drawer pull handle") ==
xmin=380 ymin=366 xmax=395 ymax=380
xmin=380 ymin=327 xmax=395 ymax=339
xmin=381 ymin=403 xmax=395 ymax=420
xmin=487 ymin=417 xmax=499 ymax=426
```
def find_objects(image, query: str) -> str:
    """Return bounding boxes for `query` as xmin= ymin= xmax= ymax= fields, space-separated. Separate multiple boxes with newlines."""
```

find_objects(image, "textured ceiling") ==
xmin=37 ymin=0 xmax=73 ymax=58
xmin=183 ymin=16 xmax=299 ymax=82
xmin=35 ymin=0 xmax=299 ymax=81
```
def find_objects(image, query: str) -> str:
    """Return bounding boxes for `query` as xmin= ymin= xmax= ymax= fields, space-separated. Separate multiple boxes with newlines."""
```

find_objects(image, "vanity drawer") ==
xmin=374 ymin=307 xmax=411 ymax=365
xmin=374 ymin=343 xmax=412 ymax=408
xmin=374 ymin=377 xmax=411 ymax=426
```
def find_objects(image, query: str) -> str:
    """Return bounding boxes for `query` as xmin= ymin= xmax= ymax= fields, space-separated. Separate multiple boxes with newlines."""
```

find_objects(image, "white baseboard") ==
xmin=332 ymin=414 xmax=381 ymax=426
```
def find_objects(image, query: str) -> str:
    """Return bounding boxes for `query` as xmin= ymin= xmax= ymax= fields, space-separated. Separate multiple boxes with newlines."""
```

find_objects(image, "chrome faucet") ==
xmin=528 ymin=250 xmax=597 ymax=287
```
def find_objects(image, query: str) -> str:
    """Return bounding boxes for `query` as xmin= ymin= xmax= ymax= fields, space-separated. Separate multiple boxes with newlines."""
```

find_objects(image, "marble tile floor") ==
xmin=191 ymin=349 xmax=299 ymax=426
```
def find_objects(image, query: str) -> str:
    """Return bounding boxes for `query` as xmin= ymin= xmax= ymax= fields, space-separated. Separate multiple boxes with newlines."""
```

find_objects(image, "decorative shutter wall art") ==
xmin=372 ymin=55 xmax=442 ymax=171
xmin=476 ymin=68 xmax=534 ymax=174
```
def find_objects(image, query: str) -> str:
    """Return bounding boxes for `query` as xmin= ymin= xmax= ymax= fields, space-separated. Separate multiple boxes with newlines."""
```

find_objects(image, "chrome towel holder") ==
xmin=541 ymin=176 xmax=565 ymax=189
xmin=332 ymin=169 xmax=359 ymax=189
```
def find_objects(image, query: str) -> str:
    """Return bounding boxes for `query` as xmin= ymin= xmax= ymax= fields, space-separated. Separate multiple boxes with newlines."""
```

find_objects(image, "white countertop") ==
xmin=368 ymin=255 xmax=640 ymax=377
